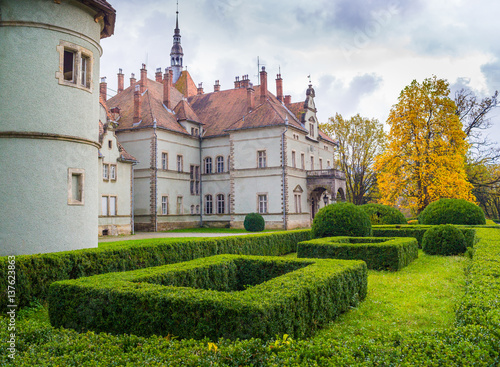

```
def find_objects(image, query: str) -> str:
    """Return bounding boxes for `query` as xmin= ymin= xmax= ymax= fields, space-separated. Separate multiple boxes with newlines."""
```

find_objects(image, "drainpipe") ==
xmin=282 ymin=117 xmax=289 ymax=230
xmin=131 ymin=162 xmax=136 ymax=235
xmin=199 ymin=129 xmax=203 ymax=227
xmin=153 ymin=119 xmax=158 ymax=232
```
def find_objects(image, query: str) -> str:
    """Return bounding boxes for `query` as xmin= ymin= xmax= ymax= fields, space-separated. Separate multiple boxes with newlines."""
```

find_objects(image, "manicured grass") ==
xmin=160 ymin=227 xmax=283 ymax=233
xmin=97 ymin=237 xmax=198 ymax=249
xmin=315 ymin=250 xmax=466 ymax=340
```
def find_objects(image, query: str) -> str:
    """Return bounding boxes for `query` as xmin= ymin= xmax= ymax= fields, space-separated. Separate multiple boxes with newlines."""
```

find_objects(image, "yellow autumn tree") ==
xmin=374 ymin=76 xmax=475 ymax=214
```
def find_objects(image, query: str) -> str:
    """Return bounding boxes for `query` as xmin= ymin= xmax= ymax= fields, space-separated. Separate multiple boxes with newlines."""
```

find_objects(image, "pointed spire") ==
xmin=170 ymin=0 xmax=183 ymax=84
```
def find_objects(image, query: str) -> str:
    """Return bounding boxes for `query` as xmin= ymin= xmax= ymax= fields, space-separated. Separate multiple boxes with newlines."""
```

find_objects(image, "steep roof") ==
xmin=173 ymin=99 xmax=201 ymax=123
xmin=287 ymin=101 xmax=306 ymax=122
xmin=174 ymin=70 xmax=197 ymax=97
xmin=79 ymin=0 xmax=116 ymax=38
xmin=107 ymin=78 xmax=188 ymax=135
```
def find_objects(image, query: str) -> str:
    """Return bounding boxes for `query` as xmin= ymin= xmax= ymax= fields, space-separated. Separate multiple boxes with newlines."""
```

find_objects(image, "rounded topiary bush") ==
xmin=244 ymin=213 xmax=265 ymax=232
xmin=422 ymin=224 xmax=467 ymax=255
xmin=312 ymin=202 xmax=372 ymax=238
xmin=360 ymin=203 xmax=407 ymax=225
xmin=418 ymin=198 xmax=485 ymax=225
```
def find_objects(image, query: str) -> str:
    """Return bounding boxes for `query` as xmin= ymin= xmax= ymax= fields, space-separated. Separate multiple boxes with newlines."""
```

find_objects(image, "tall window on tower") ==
xmin=57 ymin=41 xmax=93 ymax=91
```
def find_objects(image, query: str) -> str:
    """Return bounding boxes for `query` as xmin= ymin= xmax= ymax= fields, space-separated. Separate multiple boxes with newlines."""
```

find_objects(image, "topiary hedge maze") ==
xmin=297 ymin=237 xmax=418 ymax=271
xmin=48 ymin=255 xmax=367 ymax=340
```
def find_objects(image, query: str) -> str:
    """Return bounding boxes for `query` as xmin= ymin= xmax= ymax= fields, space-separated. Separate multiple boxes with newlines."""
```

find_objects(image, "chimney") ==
xmin=260 ymin=66 xmax=267 ymax=103
xmin=140 ymin=63 xmax=147 ymax=93
xmin=130 ymin=73 xmax=136 ymax=87
xmin=133 ymin=84 xmax=141 ymax=124
xmin=234 ymin=76 xmax=241 ymax=89
xmin=247 ymin=83 xmax=255 ymax=112
xmin=276 ymin=74 xmax=283 ymax=103
xmin=117 ymin=69 xmax=124 ymax=94
xmin=284 ymin=95 xmax=292 ymax=106
xmin=197 ymin=82 xmax=204 ymax=95
xmin=99 ymin=77 xmax=107 ymax=101
xmin=241 ymin=75 xmax=249 ymax=89
xmin=163 ymin=68 xmax=172 ymax=110
xmin=214 ymin=80 xmax=220 ymax=92
xmin=155 ymin=68 xmax=163 ymax=83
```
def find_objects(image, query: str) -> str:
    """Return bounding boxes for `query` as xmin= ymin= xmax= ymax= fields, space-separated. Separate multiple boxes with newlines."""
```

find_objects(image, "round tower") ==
xmin=170 ymin=4 xmax=184 ymax=84
xmin=0 ymin=0 xmax=115 ymax=255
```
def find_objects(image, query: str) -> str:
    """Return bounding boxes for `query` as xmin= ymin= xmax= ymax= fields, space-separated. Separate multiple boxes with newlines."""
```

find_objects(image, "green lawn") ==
xmin=159 ymin=227 xmax=283 ymax=234
xmin=97 ymin=237 xmax=198 ymax=250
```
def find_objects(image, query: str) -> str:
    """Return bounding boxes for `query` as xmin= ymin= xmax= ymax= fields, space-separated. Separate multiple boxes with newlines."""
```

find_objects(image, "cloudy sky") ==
xmin=100 ymin=0 xmax=500 ymax=142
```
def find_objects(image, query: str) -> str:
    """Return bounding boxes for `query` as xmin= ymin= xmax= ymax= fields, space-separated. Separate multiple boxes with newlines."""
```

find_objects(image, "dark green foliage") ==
xmin=372 ymin=224 xmax=477 ymax=249
xmin=360 ymin=203 xmax=407 ymax=225
xmin=422 ymin=225 xmax=467 ymax=255
xmin=0 ymin=230 xmax=311 ymax=309
xmin=298 ymin=237 xmax=418 ymax=271
xmin=243 ymin=213 xmax=265 ymax=232
xmin=48 ymin=255 xmax=367 ymax=340
xmin=418 ymin=198 xmax=486 ymax=225
xmin=312 ymin=202 xmax=372 ymax=238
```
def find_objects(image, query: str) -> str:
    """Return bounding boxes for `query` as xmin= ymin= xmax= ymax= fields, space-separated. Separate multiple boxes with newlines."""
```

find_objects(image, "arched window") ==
xmin=205 ymin=157 xmax=212 ymax=174
xmin=216 ymin=156 xmax=224 ymax=173
xmin=205 ymin=195 xmax=213 ymax=214
xmin=217 ymin=194 xmax=225 ymax=214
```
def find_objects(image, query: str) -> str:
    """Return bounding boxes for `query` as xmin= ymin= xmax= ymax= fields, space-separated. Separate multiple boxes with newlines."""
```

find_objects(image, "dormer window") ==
xmin=57 ymin=41 xmax=93 ymax=92
xmin=309 ymin=123 xmax=314 ymax=137
xmin=108 ymin=140 xmax=112 ymax=149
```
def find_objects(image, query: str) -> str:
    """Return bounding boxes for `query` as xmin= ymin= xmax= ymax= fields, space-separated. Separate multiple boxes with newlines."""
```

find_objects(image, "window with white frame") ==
xmin=57 ymin=41 xmax=93 ymax=91
xmin=161 ymin=196 xmax=168 ymax=215
xmin=216 ymin=194 xmax=225 ymax=214
xmin=291 ymin=151 xmax=296 ymax=168
xmin=177 ymin=155 xmax=183 ymax=172
xmin=190 ymin=165 xmax=200 ymax=195
xmin=294 ymin=194 xmax=302 ymax=213
xmin=216 ymin=156 xmax=224 ymax=173
xmin=176 ymin=196 xmax=183 ymax=214
xmin=68 ymin=168 xmax=84 ymax=205
xmin=258 ymin=194 xmax=268 ymax=214
xmin=101 ymin=196 xmax=116 ymax=216
xmin=204 ymin=157 xmax=212 ymax=174
xmin=161 ymin=152 xmax=168 ymax=170
xmin=110 ymin=164 xmax=116 ymax=180
xmin=103 ymin=164 xmax=109 ymax=180
xmin=257 ymin=150 xmax=267 ymax=168
xmin=205 ymin=194 xmax=213 ymax=214
xmin=309 ymin=123 xmax=314 ymax=137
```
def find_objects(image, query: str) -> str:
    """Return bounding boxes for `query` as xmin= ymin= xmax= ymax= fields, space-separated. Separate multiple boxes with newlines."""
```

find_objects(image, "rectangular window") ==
xmin=190 ymin=165 xmax=200 ymax=195
xmin=177 ymin=155 xmax=183 ymax=172
xmin=191 ymin=127 xmax=199 ymax=136
xmin=103 ymin=164 xmax=109 ymax=180
xmin=205 ymin=195 xmax=213 ymax=214
xmin=58 ymin=41 xmax=93 ymax=91
xmin=161 ymin=196 xmax=169 ymax=215
xmin=309 ymin=123 xmax=314 ymax=136
xmin=81 ymin=55 xmax=89 ymax=88
xmin=319 ymin=158 xmax=323 ymax=170
xmin=258 ymin=194 xmax=268 ymax=214
xmin=294 ymin=194 xmax=302 ymax=213
xmin=176 ymin=196 xmax=183 ymax=214
xmin=291 ymin=151 xmax=296 ymax=168
xmin=216 ymin=156 xmax=224 ymax=173
xmin=327 ymin=160 xmax=331 ymax=168
xmin=257 ymin=150 xmax=267 ymax=168
xmin=110 ymin=164 xmax=116 ymax=180
xmin=68 ymin=168 xmax=84 ymax=205
xmin=109 ymin=196 xmax=117 ymax=216
xmin=101 ymin=196 xmax=108 ymax=216
xmin=217 ymin=194 xmax=225 ymax=214
xmin=63 ymin=50 xmax=75 ymax=82
xmin=301 ymin=153 xmax=305 ymax=169
xmin=162 ymin=152 xmax=168 ymax=170
xmin=311 ymin=156 xmax=314 ymax=170
xmin=205 ymin=157 xmax=212 ymax=174
xmin=108 ymin=140 xmax=112 ymax=149
xmin=190 ymin=205 xmax=195 ymax=214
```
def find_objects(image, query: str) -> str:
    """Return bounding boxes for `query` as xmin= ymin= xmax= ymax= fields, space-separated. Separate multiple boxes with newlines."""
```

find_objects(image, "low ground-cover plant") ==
xmin=243 ymin=213 xmax=265 ymax=232
xmin=422 ymin=224 xmax=467 ymax=255
xmin=0 ymin=230 xmax=311 ymax=309
xmin=49 ymin=255 xmax=367 ymax=340
xmin=312 ymin=202 xmax=372 ymax=238
xmin=297 ymin=236 xmax=418 ymax=271
xmin=360 ymin=203 xmax=407 ymax=225
xmin=419 ymin=198 xmax=486 ymax=225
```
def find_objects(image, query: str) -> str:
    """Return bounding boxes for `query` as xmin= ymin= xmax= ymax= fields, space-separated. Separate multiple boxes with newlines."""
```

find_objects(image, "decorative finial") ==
xmin=307 ymin=74 xmax=311 ymax=84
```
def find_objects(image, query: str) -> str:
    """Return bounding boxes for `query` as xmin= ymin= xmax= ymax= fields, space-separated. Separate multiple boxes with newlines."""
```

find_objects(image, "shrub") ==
xmin=312 ymin=202 xmax=371 ymax=238
xmin=422 ymin=224 xmax=467 ymax=255
xmin=244 ymin=213 xmax=265 ymax=232
xmin=49 ymin=255 xmax=367 ymax=340
xmin=360 ymin=203 xmax=407 ymax=225
xmin=298 ymin=236 xmax=418 ymax=271
xmin=0 ymin=230 xmax=311 ymax=309
xmin=418 ymin=198 xmax=486 ymax=225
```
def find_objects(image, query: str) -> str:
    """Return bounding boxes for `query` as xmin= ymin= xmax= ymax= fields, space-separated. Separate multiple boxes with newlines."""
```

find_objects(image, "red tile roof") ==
xmin=173 ymin=99 xmax=201 ymax=123
xmin=174 ymin=70 xmax=197 ymax=97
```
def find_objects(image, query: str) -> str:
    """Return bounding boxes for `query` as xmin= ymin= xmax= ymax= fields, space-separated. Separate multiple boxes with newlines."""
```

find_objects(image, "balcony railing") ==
xmin=306 ymin=169 xmax=346 ymax=180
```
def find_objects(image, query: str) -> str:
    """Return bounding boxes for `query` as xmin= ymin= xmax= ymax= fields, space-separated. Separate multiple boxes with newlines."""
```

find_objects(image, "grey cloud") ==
xmin=481 ymin=62 xmax=500 ymax=94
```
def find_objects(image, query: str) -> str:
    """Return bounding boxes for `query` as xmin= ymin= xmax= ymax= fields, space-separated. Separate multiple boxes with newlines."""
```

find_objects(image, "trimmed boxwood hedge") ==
xmin=312 ymin=202 xmax=372 ymax=238
xmin=422 ymin=224 xmax=467 ymax=255
xmin=48 ymin=255 xmax=367 ymax=340
xmin=360 ymin=203 xmax=407 ymax=225
xmin=372 ymin=225 xmax=477 ymax=248
xmin=419 ymin=198 xmax=486 ymax=225
xmin=297 ymin=236 xmax=418 ymax=271
xmin=243 ymin=213 xmax=265 ymax=232
xmin=0 ymin=230 xmax=311 ymax=309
